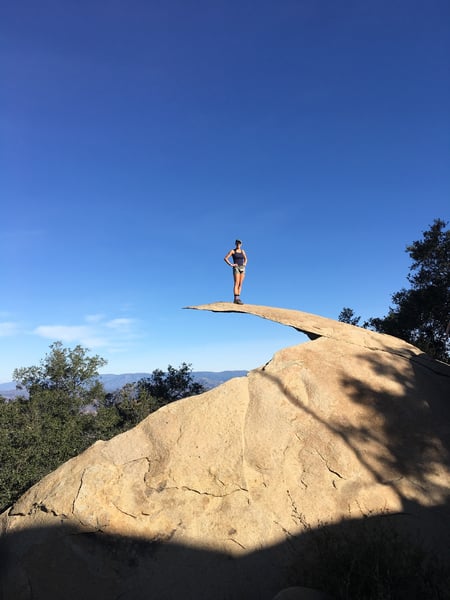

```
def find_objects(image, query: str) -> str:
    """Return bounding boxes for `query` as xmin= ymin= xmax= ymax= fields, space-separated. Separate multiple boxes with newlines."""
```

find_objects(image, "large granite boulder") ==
xmin=1 ymin=304 xmax=449 ymax=599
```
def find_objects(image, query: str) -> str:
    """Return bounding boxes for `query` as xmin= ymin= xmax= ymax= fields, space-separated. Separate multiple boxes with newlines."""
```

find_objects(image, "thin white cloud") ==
xmin=106 ymin=318 xmax=135 ymax=329
xmin=32 ymin=314 xmax=140 ymax=353
xmin=80 ymin=336 xmax=109 ymax=348
xmin=0 ymin=322 xmax=19 ymax=336
xmin=85 ymin=314 xmax=105 ymax=323
xmin=33 ymin=326 xmax=109 ymax=348
xmin=34 ymin=325 xmax=92 ymax=342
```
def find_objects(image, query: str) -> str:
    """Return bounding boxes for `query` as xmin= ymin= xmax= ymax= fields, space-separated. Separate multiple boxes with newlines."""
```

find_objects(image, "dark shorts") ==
xmin=233 ymin=265 xmax=245 ymax=274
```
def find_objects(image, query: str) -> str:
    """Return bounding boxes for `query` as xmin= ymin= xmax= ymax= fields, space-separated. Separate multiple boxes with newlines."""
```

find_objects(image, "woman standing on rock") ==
xmin=224 ymin=239 xmax=247 ymax=304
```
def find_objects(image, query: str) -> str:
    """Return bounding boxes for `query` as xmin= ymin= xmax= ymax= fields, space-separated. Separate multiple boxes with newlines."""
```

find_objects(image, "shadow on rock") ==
xmin=1 ymin=507 xmax=450 ymax=600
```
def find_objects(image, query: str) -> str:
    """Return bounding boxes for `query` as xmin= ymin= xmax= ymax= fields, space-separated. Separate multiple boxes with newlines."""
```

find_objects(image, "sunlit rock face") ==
xmin=1 ymin=304 xmax=449 ymax=600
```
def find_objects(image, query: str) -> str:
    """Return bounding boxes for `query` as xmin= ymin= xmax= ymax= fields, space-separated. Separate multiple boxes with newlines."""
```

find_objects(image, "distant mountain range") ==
xmin=0 ymin=371 xmax=248 ymax=400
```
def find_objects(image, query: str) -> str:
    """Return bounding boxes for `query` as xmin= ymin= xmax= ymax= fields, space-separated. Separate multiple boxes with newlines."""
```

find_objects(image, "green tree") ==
xmin=136 ymin=363 xmax=205 ymax=404
xmin=0 ymin=396 xmax=33 ymax=510
xmin=369 ymin=219 xmax=449 ymax=362
xmin=13 ymin=341 xmax=107 ymax=406
xmin=338 ymin=307 xmax=361 ymax=326
xmin=1 ymin=349 xmax=207 ymax=512
xmin=0 ymin=388 xmax=95 ymax=512
xmin=93 ymin=383 xmax=162 ymax=436
xmin=0 ymin=343 xmax=108 ymax=511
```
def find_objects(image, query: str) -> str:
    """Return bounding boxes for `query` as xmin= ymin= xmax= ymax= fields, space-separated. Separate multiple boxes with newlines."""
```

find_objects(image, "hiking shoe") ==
xmin=234 ymin=299 xmax=244 ymax=305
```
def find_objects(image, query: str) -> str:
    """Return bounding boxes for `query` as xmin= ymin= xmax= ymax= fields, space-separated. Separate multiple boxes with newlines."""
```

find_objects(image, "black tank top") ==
xmin=232 ymin=250 xmax=245 ymax=266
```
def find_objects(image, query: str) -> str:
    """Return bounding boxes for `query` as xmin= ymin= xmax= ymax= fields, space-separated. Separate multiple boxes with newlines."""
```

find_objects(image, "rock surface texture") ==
xmin=1 ymin=303 xmax=449 ymax=600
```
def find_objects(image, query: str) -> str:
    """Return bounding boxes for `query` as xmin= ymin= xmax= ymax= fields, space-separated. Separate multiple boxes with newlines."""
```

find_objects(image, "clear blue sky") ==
xmin=1 ymin=0 xmax=449 ymax=382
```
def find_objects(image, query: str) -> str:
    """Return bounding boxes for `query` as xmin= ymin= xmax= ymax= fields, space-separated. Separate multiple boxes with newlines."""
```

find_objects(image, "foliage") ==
xmin=1 ymin=342 xmax=108 ymax=511
xmin=136 ymin=362 xmax=205 ymax=403
xmin=338 ymin=307 xmax=361 ymax=326
xmin=368 ymin=219 xmax=449 ymax=362
xmin=13 ymin=341 xmax=107 ymax=405
xmin=0 ymin=390 xmax=90 ymax=511
xmin=0 ymin=348 xmax=206 ymax=513
xmin=98 ymin=361 xmax=206 ymax=436
xmin=342 ymin=219 xmax=449 ymax=362
xmin=94 ymin=385 xmax=162 ymax=437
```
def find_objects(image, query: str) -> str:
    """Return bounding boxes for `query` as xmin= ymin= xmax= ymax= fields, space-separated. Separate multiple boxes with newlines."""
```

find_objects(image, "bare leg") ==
xmin=233 ymin=271 xmax=245 ymax=303
xmin=237 ymin=272 xmax=245 ymax=296
xmin=233 ymin=270 xmax=240 ymax=297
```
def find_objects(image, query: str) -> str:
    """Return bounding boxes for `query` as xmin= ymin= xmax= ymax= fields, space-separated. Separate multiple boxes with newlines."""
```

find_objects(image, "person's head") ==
xmin=235 ymin=239 xmax=242 ymax=247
